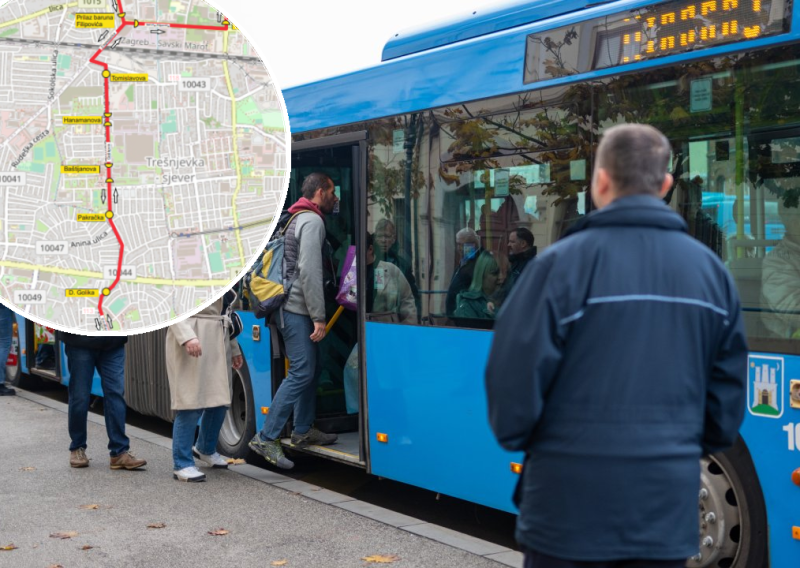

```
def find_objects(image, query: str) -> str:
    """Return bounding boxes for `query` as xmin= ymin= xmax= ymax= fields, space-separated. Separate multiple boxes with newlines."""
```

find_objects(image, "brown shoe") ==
xmin=109 ymin=451 xmax=146 ymax=470
xmin=70 ymin=448 xmax=89 ymax=468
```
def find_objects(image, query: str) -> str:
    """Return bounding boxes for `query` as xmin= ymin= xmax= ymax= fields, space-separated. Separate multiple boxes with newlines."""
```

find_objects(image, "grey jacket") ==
xmin=284 ymin=212 xmax=326 ymax=322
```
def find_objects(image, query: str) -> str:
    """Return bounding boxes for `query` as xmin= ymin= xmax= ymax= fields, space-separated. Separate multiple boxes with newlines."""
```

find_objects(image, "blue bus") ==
xmin=8 ymin=0 xmax=800 ymax=565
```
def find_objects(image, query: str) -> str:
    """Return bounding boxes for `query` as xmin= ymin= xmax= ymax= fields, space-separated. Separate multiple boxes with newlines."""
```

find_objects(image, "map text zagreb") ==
xmin=0 ymin=0 xmax=288 ymax=332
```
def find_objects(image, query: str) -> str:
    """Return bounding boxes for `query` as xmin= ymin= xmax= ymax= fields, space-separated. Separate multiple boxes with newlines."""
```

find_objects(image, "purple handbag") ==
xmin=336 ymin=245 xmax=357 ymax=311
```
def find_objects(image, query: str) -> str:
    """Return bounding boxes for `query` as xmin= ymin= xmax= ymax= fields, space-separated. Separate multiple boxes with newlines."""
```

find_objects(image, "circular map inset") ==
xmin=0 ymin=0 xmax=288 ymax=333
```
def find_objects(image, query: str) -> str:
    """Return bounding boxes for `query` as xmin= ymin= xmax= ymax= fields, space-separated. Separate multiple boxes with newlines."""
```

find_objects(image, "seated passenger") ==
xmin=374 ymin=218 xmax=420 ymax=314
xmin=445 ymin=228 xmax=482 ymax=317
xmin=762 ymin=201 xmax=800 ymax=337
xmin=344 ymin=233 xmax=416 ymax=414
xmin=453 ymin=251 xmax=500 ymax=320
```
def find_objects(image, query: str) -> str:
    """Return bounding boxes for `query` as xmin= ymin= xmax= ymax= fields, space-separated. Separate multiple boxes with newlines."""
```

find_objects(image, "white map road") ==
xmin=0 ymin=0 xmax=288 ymax=333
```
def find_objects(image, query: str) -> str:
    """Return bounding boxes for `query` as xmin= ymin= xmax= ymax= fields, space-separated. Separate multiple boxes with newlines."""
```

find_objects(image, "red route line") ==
xmin=87 ymin=11 xmax=229 ymax=319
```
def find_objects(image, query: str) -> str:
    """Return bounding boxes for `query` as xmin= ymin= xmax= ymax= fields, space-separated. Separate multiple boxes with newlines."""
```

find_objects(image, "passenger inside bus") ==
xmin=344 ymin=232 xmax=416 ymax=414
xmin=445 ymin=228 xmax=482 ymax=317
xmin=374 ymin=218 xmax=420 ymax=320
xmin=453 ymin=250 xmax=501 ymax=321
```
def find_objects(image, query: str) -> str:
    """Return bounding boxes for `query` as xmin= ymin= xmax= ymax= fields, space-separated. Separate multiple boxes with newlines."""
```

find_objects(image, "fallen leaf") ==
xmin=79 ymin=504 xmax=100 ymax=510
xmin=208 ymin=528 xmax=229 ymax=536
xmin=0 ymin=544 xmax=17 ymax=551
xmin=20 ymin=467 xmax=35 ymax=471
xmin=271 ymin=561 xmax=288 ymax=567
xmin=81 ymin=545 xmax=94 ymax=550
xmin=362 ymin=555 xmax=400 ymax=563
xmin=49 ymin=531 xmax=78 ymax=540
xmin=226 ymin=458 xmax=245 ymax=465
xmin=47 ymin=565 xmax=64 ymax=568
xmin=147 ymin=523 xmax=166 ymax=529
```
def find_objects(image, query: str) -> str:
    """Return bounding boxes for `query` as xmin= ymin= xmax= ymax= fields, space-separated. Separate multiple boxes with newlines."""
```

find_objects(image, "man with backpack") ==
xmin=249 ymin=172 xmax=339 ymax=469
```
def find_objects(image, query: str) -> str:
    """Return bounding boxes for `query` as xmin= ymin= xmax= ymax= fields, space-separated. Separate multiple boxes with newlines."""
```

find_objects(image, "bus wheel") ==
xmin=217 ymin=359 xmax=255 ymax=459
xmin=688 ymin=437 xmax=768 ymax=568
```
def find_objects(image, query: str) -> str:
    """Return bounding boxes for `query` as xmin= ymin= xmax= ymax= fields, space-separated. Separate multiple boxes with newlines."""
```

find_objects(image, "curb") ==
xmin=15 ymin=389 xmax=523 ymax=568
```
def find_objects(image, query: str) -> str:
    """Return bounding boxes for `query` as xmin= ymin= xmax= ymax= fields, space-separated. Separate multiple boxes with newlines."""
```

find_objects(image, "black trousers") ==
xmin=524 ymin=549 xmax=687 ymax=568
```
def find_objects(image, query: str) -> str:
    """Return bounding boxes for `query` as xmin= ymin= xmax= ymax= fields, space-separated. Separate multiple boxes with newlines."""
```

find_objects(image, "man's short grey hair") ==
xmin=596 ymin=124 xmax=671 ymax=196
xmin=456 ymin=228 xmax=479 ymax=244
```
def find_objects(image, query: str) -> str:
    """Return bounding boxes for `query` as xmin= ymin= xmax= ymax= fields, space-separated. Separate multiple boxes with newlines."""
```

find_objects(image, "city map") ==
xmin=0 ymin=0 xmax=288 ymax=333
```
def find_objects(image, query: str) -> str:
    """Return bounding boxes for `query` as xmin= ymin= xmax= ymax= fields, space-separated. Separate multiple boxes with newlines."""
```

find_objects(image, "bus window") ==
xmin=595 ymin=44 xmax=800 ymax=354
xmin=430 ymin=95 xmax=590 ymax=329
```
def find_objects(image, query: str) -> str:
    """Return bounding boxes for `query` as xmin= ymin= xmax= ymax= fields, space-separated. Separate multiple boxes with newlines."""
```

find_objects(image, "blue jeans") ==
xmin=0 ymin=305 xmax=14 ymax=386
xmin=172 ymin=406 xmax=228 ymax=470
xmin=66 ymin=344 xmax=129 ymax=457
xmin=258 ymin=311 xmax=321 ymax=441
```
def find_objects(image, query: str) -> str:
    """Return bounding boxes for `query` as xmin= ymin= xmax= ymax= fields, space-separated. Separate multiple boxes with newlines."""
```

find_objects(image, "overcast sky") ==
xmin=212 ymin=0 xmax=510 ymax=89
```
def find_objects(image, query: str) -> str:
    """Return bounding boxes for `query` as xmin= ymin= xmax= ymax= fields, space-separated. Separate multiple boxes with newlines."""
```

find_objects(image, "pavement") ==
xmin=0 ymin=390 xmax=523 ymax=568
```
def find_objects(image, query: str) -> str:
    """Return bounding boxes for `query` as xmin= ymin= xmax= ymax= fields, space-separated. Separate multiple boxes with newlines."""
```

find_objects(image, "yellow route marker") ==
xmin=223 ymin=19 xmax=230 ymax=25
xmin=133 ymin=19 xmax=139 ymax=28
xmin=102 ymin=70 xmax=110 ymax=78
xmin=105 ymin=162 xmax=113 ymax=169
xmin=102 ymin=288 xmax=111 ymax=296
xmin=104 ymin=121 xmax=112 ymax=127
xmin=105 ymin=211 xmax=114 ymax=219
xmin=118 ymin=12 xmax=125 ymax=18
xmin=106 ymin=178 xmax=114 ymax=183
xmin=104 ymin=112 xmax=112 ymax=118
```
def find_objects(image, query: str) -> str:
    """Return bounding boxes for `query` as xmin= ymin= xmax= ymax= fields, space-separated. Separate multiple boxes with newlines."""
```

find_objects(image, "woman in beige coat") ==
xmin=166 ymin=291 xmax=243 ymax=482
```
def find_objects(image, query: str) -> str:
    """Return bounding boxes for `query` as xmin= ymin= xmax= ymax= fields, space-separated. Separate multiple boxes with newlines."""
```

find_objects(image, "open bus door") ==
xmin=277 ymin=132 xmax=368 ymax=467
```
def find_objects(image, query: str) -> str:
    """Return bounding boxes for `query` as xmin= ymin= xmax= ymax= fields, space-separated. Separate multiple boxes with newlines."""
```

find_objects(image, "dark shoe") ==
xmin=248 ymin=436 xmax=294 ymax=469
xmin=109 ymin=451 xmax=146 ymax=470
xmin=0 ymin=384 xmax=15 ymax=396
xmin=70 ymin=448 xmax=89 ymax=468
xmin=291 ymin=426 xmax=337 ymax=447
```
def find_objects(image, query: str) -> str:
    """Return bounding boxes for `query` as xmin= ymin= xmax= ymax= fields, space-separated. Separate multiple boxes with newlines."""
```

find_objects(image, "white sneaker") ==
xmin=192 ymin=447 xmax=229 ymax=469
xmin=173 ymin=466 xmax=206 ymax=482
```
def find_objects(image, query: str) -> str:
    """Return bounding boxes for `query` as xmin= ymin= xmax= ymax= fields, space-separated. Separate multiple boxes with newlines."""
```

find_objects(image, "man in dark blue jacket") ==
xmin=486 ymin=124 xmax=747 ymax=568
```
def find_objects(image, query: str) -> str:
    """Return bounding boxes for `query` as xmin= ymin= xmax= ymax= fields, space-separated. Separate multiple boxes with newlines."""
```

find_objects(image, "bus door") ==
xmin=278 ymin=132 xmax=367 ymax=467
xmin=27 ymin=322 xmax=58 ymax=380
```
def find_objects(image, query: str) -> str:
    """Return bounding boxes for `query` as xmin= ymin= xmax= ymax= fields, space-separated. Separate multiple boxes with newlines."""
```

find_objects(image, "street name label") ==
xmin=63 ymin=116 xmax=102 ymax=125
xmin=0 ymin=172 xmax=25 ymax=186
xmin=77 ymin=214 xmax=106 ymax=222
xmin=61 ymin=165 xmax=100 ymax=174
xmin=66 ymin=289 xmax=100 ymax=297
xmin=36 ymin=241 xmax=69 ymax=255
xmin=179 ymin=78 xmax=211 ymax=92
xmin=75 ymin=13 xmax=115 ymax=28
xmin=78 ymin=0 xmax=106 ymax=6
xmin=110 ymin=74 xmax=148 ymax=82
xmin=104 ymin=265 xmax=136 ymax=280
xmin=13 ymin=290 xmax=46 ymax=305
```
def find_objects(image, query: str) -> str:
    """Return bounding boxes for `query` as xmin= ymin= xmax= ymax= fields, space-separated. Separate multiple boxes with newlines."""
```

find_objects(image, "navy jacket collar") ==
xmin=565 ymin=195 xmax=687 ymax=238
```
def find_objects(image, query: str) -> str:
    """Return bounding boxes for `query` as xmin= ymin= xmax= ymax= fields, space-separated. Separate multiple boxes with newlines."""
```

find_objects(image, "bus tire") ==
xmin=217 ymin=358 xmax=255 ymax=459
xmin=690 ymin=436 xmax=768 ymax=568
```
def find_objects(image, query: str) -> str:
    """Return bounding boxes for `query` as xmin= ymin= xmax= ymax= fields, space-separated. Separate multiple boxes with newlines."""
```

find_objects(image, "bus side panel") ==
xmin=236 ymin=311 xmax=273 ymax=433
xmin=365 ymin=323 xmax=522 ymax=513
xmin=739 ymin=352 xmax=800 ymax=567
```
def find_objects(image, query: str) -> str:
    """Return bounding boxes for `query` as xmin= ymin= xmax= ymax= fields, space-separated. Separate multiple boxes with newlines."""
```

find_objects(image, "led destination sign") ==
xmin=525 ymin=0 xmax=790 ymax=83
